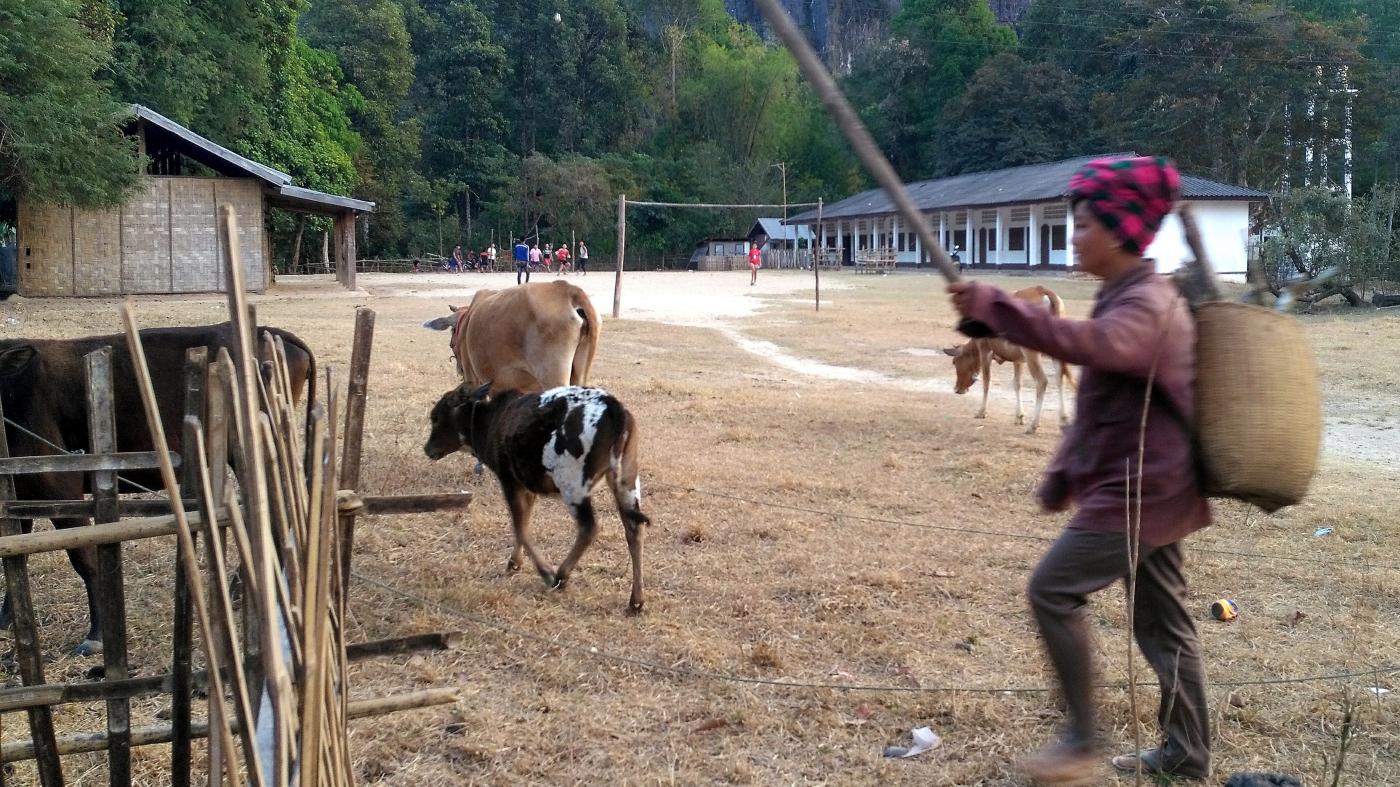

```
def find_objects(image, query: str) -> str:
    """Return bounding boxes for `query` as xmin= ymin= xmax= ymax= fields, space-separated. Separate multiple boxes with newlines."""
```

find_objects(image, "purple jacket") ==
xmin=961 ymin=265 xmax=1211 ymax=546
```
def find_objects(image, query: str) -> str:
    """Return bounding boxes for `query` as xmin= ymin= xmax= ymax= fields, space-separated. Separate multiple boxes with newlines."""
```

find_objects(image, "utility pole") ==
xmin=773 ymin=161 xmax=788 ymax=265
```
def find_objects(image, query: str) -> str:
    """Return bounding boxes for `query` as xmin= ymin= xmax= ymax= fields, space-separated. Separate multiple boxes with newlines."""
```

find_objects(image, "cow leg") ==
xmin=553 ymin=498 xmax=599 ymax=592
xmin=504 ymin=484 xmax=554 ymax=584
xmin=975 ymin=349 xmax=992 ymax=420
xmin=0 ymin=517 xmax=35 ymax=632
xmin=1012 ymin=361 xmax=1025 ymax=425
xmin=609 ymin=471 xmax=649 ymax=614
xmin=1027 ymin=356 xmax=1048 ymax=435
xmin=64 ymin=539 xmax=104 ymax=656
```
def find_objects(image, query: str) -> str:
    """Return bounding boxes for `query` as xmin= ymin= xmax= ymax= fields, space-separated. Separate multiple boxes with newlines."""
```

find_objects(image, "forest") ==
xmin=2 ymin=0 xmax=1399 ymax=285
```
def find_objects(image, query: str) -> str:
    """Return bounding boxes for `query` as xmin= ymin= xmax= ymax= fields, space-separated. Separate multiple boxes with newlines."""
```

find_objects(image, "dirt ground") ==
xmin=0 ymin=269 xmax=1396 ymax=785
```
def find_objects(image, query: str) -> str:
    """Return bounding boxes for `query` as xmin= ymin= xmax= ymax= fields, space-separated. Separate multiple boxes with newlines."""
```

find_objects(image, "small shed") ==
xmin=746 ymin=218 xmax=814 ymax=268
xmin=687 ymin=237 xmax=751 ymax=271
xmin=14 ymin=105 xmax=374 ymax=297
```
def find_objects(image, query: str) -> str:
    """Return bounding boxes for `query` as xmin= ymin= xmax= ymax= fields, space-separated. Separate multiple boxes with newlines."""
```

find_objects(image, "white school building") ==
xmin=785 ymin=153 xmax=1271 ymax=275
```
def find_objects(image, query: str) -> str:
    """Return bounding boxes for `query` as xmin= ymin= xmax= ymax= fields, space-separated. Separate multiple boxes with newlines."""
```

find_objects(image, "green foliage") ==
xmin=849 ymin=0 xmax=1014 ymax=179
xmin=1259 ymin=186 xmax=1400 ymax=296
xmin=0 ymin=0 xmax=140 ymax=208
xmin=931 ymin=53 xmax=1098 ymax=176
xmin=303 ymin=0 xmax=419 ymax=255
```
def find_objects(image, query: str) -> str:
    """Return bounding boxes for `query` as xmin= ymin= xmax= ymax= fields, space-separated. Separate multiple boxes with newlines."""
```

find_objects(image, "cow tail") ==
xmin=612 ymin=409 xmax=649 ymax=528
xmin=571 ymin=289 xmax=601 ymax=386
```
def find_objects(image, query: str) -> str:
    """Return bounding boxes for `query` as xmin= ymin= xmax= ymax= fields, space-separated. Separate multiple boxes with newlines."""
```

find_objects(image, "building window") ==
xmin=1051 ymin=225 xmax=1067 ymax=251
xmin=1008 ymin=227 xmax=1026 ymax=251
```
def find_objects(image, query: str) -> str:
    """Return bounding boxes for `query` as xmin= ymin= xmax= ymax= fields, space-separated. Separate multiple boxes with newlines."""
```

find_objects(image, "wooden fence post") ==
xmin=0 ymin=397 xmax=65 ymax=786
xmin=338 ymin=308 xmax=375 ymax=593
xmin=172 ymin=347 xmax=208 ymax=786
xmin=86 ymin=347 xmax=131 ymax=787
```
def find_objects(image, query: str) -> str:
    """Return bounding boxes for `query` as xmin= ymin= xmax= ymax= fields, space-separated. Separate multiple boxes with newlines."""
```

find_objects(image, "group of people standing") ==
xmin=511 ymin=239 xmax=589 ymax=285
xmin=430 ymin=239 xmax=590 ymax=286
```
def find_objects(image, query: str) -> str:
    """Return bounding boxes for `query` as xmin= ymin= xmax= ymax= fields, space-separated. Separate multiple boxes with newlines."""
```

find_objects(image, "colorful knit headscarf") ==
xmin=1066 ymin=156 xmax=1182 ymax=255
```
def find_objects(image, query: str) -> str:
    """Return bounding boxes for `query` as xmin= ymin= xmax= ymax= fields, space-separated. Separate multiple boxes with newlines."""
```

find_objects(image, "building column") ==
xmin=995 ymin=208 xmax=1005 ymax=267
xmin=1064 ymin=202 xmax=1073 ymax=267
xmin=914 ymin=215 xmax=923 ymax=266
xmin=1028 ymin=204 xmax=1040 ymax=267
xmin=967 ymin=210 xmax=976 ymax=266
xmin=891 ymin=214 xmax=902 ymax=260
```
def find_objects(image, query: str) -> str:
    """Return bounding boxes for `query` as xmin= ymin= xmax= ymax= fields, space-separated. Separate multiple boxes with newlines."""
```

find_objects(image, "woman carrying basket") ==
xmin=948 ymin=156 xmax=1212 ymax=785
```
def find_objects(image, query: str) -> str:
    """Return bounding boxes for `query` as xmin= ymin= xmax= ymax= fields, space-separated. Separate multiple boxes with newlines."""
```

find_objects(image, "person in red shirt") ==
xmin=555 ymin=243 xmax=571 ymax=274
xmin=748 ymin=243 xmax=761 ymax=285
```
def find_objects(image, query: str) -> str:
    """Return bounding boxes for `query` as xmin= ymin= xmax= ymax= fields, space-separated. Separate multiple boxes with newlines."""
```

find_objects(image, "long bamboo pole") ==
xmin=752 ymin=0 xmax=992 ymax=337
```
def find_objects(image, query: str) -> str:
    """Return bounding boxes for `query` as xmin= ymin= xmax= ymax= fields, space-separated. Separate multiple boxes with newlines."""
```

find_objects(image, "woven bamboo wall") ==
xmin=16 ymin=176 xmax=267 ymax=297
xmin=123 ymin=177 xmax=172 ymax=292
xmin=212 ymin=179 xmax=267 ymax=292
xmin=73 ymin=206 xmax=123 ymax=296
xmin=15 ymin=201 xmax=74 ymax=296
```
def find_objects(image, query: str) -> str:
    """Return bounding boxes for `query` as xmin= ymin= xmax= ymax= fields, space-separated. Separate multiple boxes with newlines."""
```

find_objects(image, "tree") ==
xmin=1257 ymin=186 xmax=1400 ymax=306
xmin=304 ymin=0 xmax=419 ymax=256
xmin=846 ymin=0 xmax=1015 ymax=179
xmin=931 ymin=53 xmax=1098 ymax=176
xmin=0 ymin=0 xmax=140 ymax=208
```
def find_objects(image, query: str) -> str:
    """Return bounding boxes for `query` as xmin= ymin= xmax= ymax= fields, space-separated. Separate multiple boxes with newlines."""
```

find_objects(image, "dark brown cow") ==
xmin=0 ymin=323 xmax=314 ymax=654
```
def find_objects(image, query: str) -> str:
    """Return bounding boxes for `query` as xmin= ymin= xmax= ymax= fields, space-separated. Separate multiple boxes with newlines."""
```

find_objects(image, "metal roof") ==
xmin=268 ymin=185 xmax=376 ymax=214
xmin=131 ymin=104 xmax=374 ymax=214
xmin=748 ymin=218 xmax=814 ymax=242
xmin=133 ymin=105 xmax=292 ymax=187
xmin=787 ymin=153 xmax=1271 ymax=224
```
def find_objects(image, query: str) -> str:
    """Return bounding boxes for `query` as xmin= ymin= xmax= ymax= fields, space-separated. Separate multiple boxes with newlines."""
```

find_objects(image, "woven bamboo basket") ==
xmin=1194 ymin=301 xmax=1322 ymax=512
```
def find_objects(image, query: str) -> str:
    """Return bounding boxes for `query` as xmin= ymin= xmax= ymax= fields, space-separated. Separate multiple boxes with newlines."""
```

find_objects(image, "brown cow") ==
xmin=943 ymin=286 xmax=1075 ymax=435
xmin=423 ymin=280 xmax=600 ymax=393
xmin=0 ymin=323 xmax=314 ymax=654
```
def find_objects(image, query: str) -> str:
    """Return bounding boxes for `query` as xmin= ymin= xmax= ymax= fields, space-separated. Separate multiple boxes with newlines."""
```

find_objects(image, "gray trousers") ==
xmin=1028 ymin=529 xmax=1211 ymax=773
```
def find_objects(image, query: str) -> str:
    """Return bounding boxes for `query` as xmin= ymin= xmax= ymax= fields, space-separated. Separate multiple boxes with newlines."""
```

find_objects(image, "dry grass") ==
xmin=0 ymin=271 xmax=1396 ymax=785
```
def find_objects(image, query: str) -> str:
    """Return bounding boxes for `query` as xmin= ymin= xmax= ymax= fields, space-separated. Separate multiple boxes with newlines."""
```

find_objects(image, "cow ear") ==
xmin=942 ymin=345 xmax=961 ymax=357
xmin=423 ymin=315 xmax=455 ymax=332
xmin=0 ymin=345 xmax=37 ymax=376
xmin=448 ymin=304 xmax=462 ymax=313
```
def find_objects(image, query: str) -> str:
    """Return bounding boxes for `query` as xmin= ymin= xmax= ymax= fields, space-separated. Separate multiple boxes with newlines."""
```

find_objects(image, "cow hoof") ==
xmin=551 ymin=573 xmax=569 ymax=591
xmin=73 ymin=639 xmax=103 ymax=657
xmin=506 ymin=558 xmax=522 ymax=574
xmin=473 ymin=462 xmax=485 ymax=476
xmin=1026 ymin=426 xmax=1038 ymax=435
xmin=974 ymin=412 xmax=987 ymax=420
xmin=1015 ymin=415 xmax=1026 ymax=425
xmin=627 ymin=599 xmax=645 ymax=615
xmin=538 ymin=568 xmax=559 ymax=588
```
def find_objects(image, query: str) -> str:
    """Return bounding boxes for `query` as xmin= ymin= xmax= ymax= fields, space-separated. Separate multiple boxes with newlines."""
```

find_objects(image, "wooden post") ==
xmin=613 ymin=194 xmax=626 ymax=318
xmin=0 ymin=396 xmax=65 ymax=786
xmin=86 ymin=347 xmax=131 ymax=787
xmin=172 ymin=347 xmax=207 ymax=787
xmin=814 ymin=198 xmax=823 ymax=312
xmin=338 ymin=308 xmax=375 ymax=593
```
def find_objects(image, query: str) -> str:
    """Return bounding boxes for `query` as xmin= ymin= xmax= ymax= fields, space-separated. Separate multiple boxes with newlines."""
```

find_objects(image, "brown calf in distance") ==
xmin=943 ymin=286 xmax=1075 ymax=435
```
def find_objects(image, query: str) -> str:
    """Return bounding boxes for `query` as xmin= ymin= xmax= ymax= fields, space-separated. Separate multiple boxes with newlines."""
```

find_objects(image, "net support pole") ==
xmin=613 ymin=194 xmax=626 ymax=319
xmin=814 ymin=198 xmax=823 ymax=312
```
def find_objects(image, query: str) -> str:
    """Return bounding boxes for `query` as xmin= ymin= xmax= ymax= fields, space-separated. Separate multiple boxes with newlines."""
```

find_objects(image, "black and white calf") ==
xmin=424 ymin=383 xmax=651 ymax=612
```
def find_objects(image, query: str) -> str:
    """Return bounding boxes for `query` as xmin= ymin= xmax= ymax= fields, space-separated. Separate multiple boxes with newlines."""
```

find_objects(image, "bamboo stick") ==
xmin=0 ymin=689 xmax=460 ymax=762
xmin=119 ymin=301 xmax=243 ymax=787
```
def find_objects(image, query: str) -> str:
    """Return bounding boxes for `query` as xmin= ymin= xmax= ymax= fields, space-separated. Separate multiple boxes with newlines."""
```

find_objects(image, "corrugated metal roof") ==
xmin=134 ymin=105 xmax=292 ymax=187
xmin=748 ymin=218 xmax=814 ymax=242
xmin=787 ymin=153 xmax=1271 ymax=224
xmin=132 ymin=104 xmax=374 ymax=214
xmin=268 ymin=185 xmax=376 ymax=214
